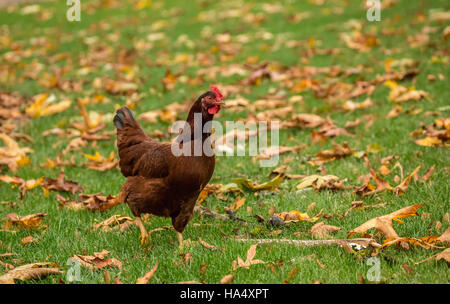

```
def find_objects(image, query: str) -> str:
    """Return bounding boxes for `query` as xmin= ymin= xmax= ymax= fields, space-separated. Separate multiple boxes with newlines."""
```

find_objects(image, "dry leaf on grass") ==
xmin=198 ymin=238 xmax=217 ymax=250
xmin=4 ymin=212 xmax=47 ymax=231
xmin=25 ymin=93 xmax=71 ymax=117
xmin=296 ymin=174 xmax=347 ymax=191
xmin=136 ymin=263 xmax=158 ymax=284
xmin=57 ymin=193 xmax=119 ymax=212
xmin=92 ymin=215 xmax=135 ymax=232
xmin=0 ymin=133 xmax=33 ymax=172
xmin=83 ymin=151 xmax=118 ymax=171
xmin=228 ymin=197 xmax=246 ymax=212
xmin=348 ymin=204 xmax=423 ymax=245
xmin=0 ymin=175 xmax=43 ymax=199
xmin=437 ymin=227 xmax=450 ymax=244
xmin=42 ymin=171 xmax=83 ymax=194
xmin=231 ymin=174 xmax=284 ymax=192
xmin=415 ymin=248 xmax=450 ymax=265
xmin=220 ymin=274 xmax=234 ymax=284
xmin=274 ymin=210 xmax=321 ymax=223
xmin=232 ymin=244 xmax=266 ymax=270
xmin=311 ymin=222 xmax=341 ymax=238
xmin=308 ymin=142 xmax=354 ymax=166
xmin=21 ymin=236 xmax=38 ymax=245
xmin=0 ymin=262 xmax=61 ymax=284
xmin=70 ymin=250 xmax=122 ymax=271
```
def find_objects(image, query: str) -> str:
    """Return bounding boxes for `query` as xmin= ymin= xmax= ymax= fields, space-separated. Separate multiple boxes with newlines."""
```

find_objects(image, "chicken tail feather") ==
xmin=114 ymin=107 xmax=137 ymax=130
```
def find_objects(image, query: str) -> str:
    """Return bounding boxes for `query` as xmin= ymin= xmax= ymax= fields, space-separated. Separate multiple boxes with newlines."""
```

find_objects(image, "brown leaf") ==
xmin=136 ymin=262 xmax=158 ymax=284
xmin=220 ymin=274 xmax=234 ymax=284
xmin=42 ymin=171 xmax=83 ymax=194
xmin=436 ymin=248 xmax=450 ymax=263
xmin=229 ymin=197 xmax=246 ymax=211
xmin=198 ymin=238 xmax=217 ymax=250
xmin=232 ymin=244 xmax=266 ymax=270
xmin=0 ymin=262 xmax=61 ymax=284
xmin=437 ymin=227 xmax=450 ymax=244
xmin=58 ymin=193 xmax=120 ymax=212
xmin=83 ymin=151 xmax=118 ymax=171
xmin=308 ymin=142 xmax=354 ymax=166
xmin=4 ymin=212 xmax=47 ymax=231
xmin=348 ymin=204 xmax=423 ymax=242
xmin=92 ymin=215 xmax=135 ymax=232
xmin=0 ymin=133 xmax=33 ymax=172
xmin=71 ymin=251 xmax=122 ymax=271
xmin=310 ymin=222 xmax=341 ymax=238
xmin=21 ymin=236 xmax=38 ymax=245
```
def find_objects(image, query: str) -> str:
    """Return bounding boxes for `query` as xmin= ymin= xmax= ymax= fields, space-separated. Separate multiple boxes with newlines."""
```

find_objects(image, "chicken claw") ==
xmin=135 ymin=216 xmax=149 ymax=246
xmin=140 ymin=233 xmax=149 ymax=246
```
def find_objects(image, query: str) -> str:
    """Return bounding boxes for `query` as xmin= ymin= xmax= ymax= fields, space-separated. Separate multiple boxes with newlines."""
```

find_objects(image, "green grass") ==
xmin=0 ymin=0 xmax=449 ymax=284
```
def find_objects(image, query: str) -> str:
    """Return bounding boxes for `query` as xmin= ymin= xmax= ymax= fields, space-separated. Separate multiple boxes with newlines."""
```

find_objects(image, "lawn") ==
xmin=0 ymin=0 xmax=449 ymax=284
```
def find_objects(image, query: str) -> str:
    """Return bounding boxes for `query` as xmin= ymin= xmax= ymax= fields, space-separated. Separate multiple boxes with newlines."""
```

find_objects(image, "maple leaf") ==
xmin=348 ymin=204 xmax=423 ymax=243
xmin=42 ymin=171 xmax=83 ymax=194
xmin=310 ymin=222 xmax=341 ymax=238
xmin=232 ymin=244 xmax=266 ymax=270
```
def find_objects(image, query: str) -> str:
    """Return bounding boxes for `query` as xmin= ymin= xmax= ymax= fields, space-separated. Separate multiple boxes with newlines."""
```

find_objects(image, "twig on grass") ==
xmin=235 ymin=237 xmax=381 ymax=248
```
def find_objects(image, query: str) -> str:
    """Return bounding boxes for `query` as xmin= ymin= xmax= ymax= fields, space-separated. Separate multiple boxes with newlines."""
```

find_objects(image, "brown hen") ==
xmin=113 ymin=86 xmax=224 ymax=247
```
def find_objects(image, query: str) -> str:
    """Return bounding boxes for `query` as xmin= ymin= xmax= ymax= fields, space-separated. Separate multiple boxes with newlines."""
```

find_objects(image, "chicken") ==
xmin=113 ymin=86 xmax=224 ymax=247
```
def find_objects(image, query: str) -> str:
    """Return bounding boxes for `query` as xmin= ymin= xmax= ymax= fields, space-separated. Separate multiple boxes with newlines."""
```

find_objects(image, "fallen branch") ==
xmin=194 ymin=205 xmax=247 ymax=222
xmin=235 ymin=238 xmax=381 ymax=248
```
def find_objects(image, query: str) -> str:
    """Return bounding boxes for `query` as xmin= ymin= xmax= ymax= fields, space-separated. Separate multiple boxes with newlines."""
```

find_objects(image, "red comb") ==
xmin=210 ymin=85 xmax=223 ymax=101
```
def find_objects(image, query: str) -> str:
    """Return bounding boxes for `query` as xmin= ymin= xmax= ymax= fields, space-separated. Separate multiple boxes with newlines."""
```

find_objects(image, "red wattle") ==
xmin=208 ymin=105 xmax=220 ymax=114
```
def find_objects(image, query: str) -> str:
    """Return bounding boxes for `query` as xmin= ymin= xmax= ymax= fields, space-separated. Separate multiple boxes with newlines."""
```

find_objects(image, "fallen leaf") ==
xmin=42 ymin=171 xmax=83 ymax=194
xmin=21 ymin=236 xmax=38 ymax=245
xmin=348 ymin=204 xmax=423 ymax=243
xmin=0 ymin=133 xmax=33 ymax=172
xmin=198 ymin=238 xmax=217 ymax=250
xmin=70 ymin=250 xmax=122 ymax=271
xmin=136 ymin=263 xmax=158 ymax=284
xmin=310 ymin=222 xmax=341 ymax=238
xmin=4 ymin=212 xmax=47 ymax=231
xmin=220 ymin=274 xmax=234 ymax=284
xmin=232 ymin=244 xmax=266 ymax=270
xmin=231 ymin=174 xmax=284 ymax=192
xmin=0 ymin=262 xmax=61 ymax=284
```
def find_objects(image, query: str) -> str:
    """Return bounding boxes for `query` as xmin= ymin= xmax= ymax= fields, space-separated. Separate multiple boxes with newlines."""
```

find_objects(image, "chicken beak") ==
xmin=216 ymin=99 xmax=225 ymax=106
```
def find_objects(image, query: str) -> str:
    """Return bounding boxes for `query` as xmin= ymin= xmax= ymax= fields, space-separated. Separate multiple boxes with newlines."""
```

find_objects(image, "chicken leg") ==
xmin=135 ymin=216 xmax=149 ymax=246
xmin=176 ymin=231 xmax=183 ymax=249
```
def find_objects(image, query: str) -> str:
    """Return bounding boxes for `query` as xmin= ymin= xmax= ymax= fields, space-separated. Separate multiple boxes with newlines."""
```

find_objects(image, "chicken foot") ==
xmin=135 ymin=216 xmax=149 ymax=246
